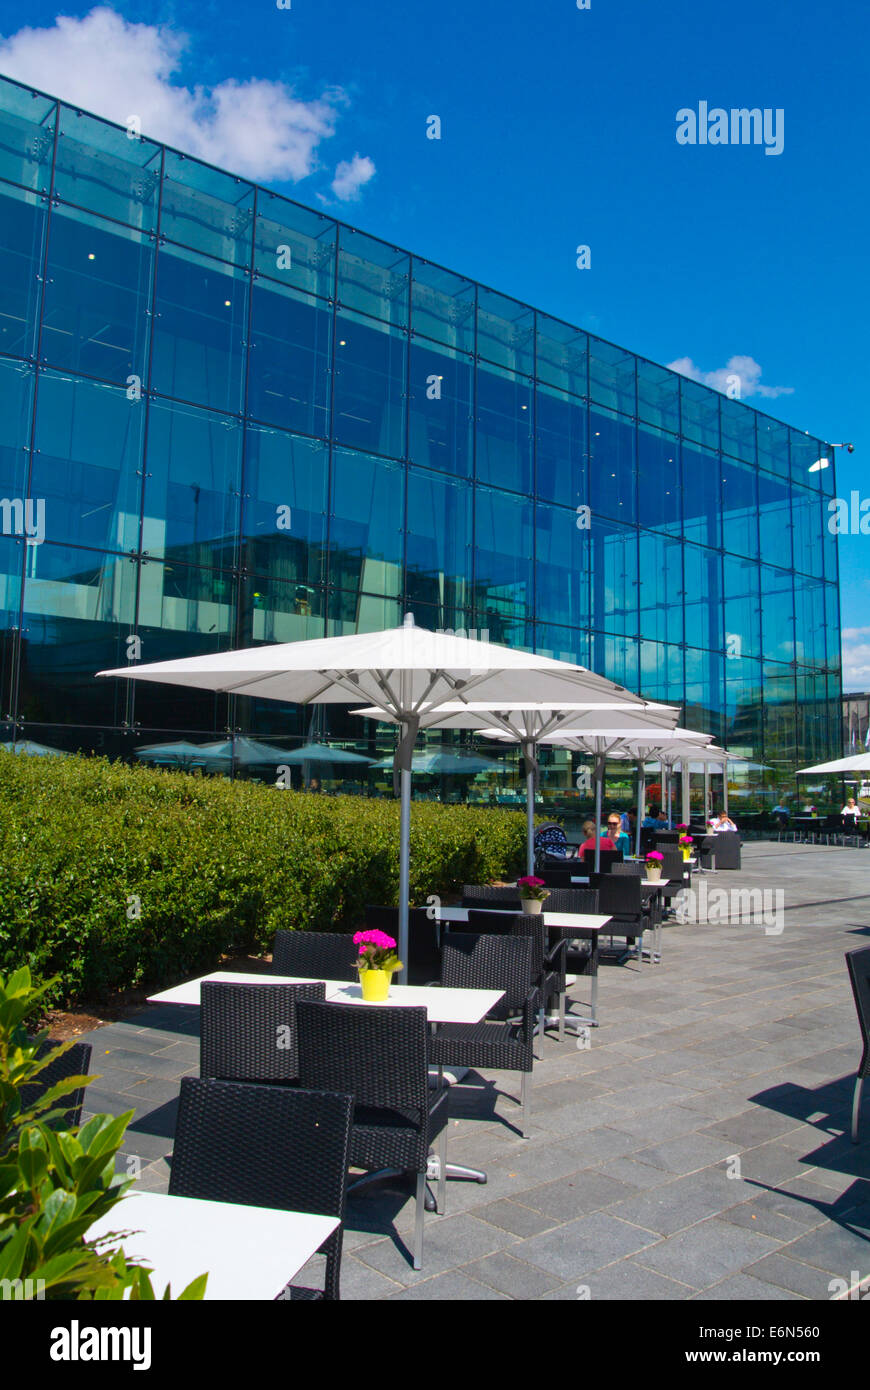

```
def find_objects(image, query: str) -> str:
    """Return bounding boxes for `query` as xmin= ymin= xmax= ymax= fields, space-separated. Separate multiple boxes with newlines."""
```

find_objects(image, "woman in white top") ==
xmin=841 ymin=798 xmax=860 ymax=824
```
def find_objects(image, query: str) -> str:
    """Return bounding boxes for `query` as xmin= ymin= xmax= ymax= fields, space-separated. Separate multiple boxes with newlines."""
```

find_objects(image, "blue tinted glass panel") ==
xmin=477 ymin=288 xmax=534 ymax=377
xmin=0 ymin=84 xmax=55 ymax=192
xmin=719 ymin=395 xmax=756 ymax=465
xmin=31 ymin=372 xmax=143 ymax=551
xmin=327 ymin=590 xmax=403 ymax=636
xmin=151 ymin=244 xmax=247 ymax=413
xmin=476 ymin=364 xmax=532 ymax=494
xmin=590 ymin=519 xmax=638 ymax=638
xmin=55 ymin=106 xmax=160 ymax=232
xmin=161 ymin=151 xmax=254 ymax=266
xmin=590 ymin=631 xmax=639 ymax=691
xmin=587 ymin=408 xmax=636 ymax=524
xmin=636 ymin=425 xmax=680 ymax=534
xmin=636 ymin=359 xmax=680 ymax=432
xmin=588 ymin=339 xmax=635 ymax=416
xmin=638 ymin=531 xmax=683 ymax=646
xmin=0 ymin=356 xmax=34 ymax=498
xmin=0 ymin=535 xmax=23 ymax=712
xmin=253 ymin=192 xmax=335 ymax=299
xmin=790 ymin=429 xmax=825 ymax=491
xmin=535 ymin=314 xmax=587 ymax=399
xmin=683 ymin=543 xmax=723 ymax=652
xmin=684 ymin=647 xmax=724 ymax=743
xmin=0 ymin=184 xmax=46 ymax=359
xmin=534 ymin=623 xmax=589 ymax=669
xmin=239 ymin=575 xmax=325 ymax=649
xmin=41 ymin=205 xmax=153 ymax=385
xmin=337 ymin=227 xmax=409 ymax=326
xmin=791 ymin=486 xmax=825 ymax=577
xmin=639 ymin=639 xmax=684 ymax=706
xmin=682 ymin=443 xmax=721 ymax=549
xmin=762 ymin=661 xmax=796 ymax=765
xmin=680 ymin=378 xmax=720 ymax=450
xmin=241 ymin=426 xmax=328 ymax=589
xmin=760 ymin=564 xmax=795 ymax=662
xmin=725 ymin=655 xmax=762 ymax=752
xmin=333 ymin=311 xmax=406 ymax=459
xmin=473 ymin=487 xmax=534 ymax=619
xmin=248 ymin=280 xmax=331 ymax=437
xmin=143 ymin=398 xmax=242 ymax=565
xmin=535 ymin=383 xmax=586 ymax=507
xmin=757 ymin=415 xmax=789 ymax=479
xmin=405 ymin=467 xmax=471 ymax=612
xmin=796 ymin=669 xmax=828 ymax=764
xmin=720 ymin=456 xmax=759 ymax=561
xmin=410 ymin=260 xmax=475 ymax=354
xmin=758 ymin=471 xmax=793 ymax=569
xmin=329 ymin=449 xmax=403 ymax=597
xmin=408 ymin=341 xmax=472 ymax=477
xmin=535 ymin=500 xmax=589 ymax=632
xmin=723 ymin=554 xmax=761 ymax=659
xmin=794 ymin=577 xmax=826 ymax=668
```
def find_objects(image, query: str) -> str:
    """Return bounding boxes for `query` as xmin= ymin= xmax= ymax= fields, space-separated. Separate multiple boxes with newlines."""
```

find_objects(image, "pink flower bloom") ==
xmin=517 ymin=876 xmax=545 ymax=888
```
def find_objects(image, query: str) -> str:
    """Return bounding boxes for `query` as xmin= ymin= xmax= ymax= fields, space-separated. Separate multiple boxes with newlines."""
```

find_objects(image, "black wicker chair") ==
xmin=462 ymin=886 xmax=524 ymax=909
xmin=709 ymin=834 xmax=741 ymax=870
xmin=271 ymin=930 xmax=357 ymax=981
xmin=169 ymin=1076 xmax=353 ymax=1299
xmin=466 ymin=908 xmax=562 ymax=1035
xmin=295 ymin=1001 xmax=448 ymax=1271
xmin=364 ymin=906 xmax=441 ymax=985
xmin=21 ymin=1041 xmax=93 ymax=1130
xmin=539 ymin=887 xmax=602 ymax=1029
xmin=200 ymin=980 xmax=327 ymax=1084
xmin=431 ymin=933 xmax=537 ymax=1137
xmin=596 ymin=875 xmax=649 ymax=964
xmin=846 ymin=946 xmax=870 ymax=1144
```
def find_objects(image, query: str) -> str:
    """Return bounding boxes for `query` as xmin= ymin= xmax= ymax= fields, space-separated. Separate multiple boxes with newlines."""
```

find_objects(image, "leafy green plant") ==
xmin=0 ymin=967 xmax=205 ymax=1300
xmin=0 ymin=751 xmax=529 ymax=1004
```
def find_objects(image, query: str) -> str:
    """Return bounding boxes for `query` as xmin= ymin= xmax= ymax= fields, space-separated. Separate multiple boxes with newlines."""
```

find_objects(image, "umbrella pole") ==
xmin=523 ymin=739 xmax=536 ymax=877
xmin=723 ymin=763 xmax=730 ymax=819
xmin=398 ymin=765 xmax=411 ymax=984
xmin=635 ymin=760 xmax=645 ymax=859
xmin=682 ymin=763 xmax=690 ymax=826
xmin=594 ymin=756 xmax=603 ymax=873
xmin=666 ymin=764 xmax=672 ymax=828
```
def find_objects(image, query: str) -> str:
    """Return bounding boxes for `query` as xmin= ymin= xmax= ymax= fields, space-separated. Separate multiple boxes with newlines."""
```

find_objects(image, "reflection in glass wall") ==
xmin=0 ymin=71 xmax=840 ymax=802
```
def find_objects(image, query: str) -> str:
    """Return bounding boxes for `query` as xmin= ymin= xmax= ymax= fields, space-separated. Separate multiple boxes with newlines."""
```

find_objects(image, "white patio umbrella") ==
xmin=97 ymin=615 xmax=641 ymax=976
xmin=797 ymin=753 xmax=870 ymax=775
xmin=604 ymin=730 xmax=721 ymax=854
xmin=354 ymin=700 xmax=679 ymax=875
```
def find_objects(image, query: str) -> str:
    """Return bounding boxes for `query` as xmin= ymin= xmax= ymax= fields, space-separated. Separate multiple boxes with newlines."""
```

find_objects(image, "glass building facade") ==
xmin=0 ymin=74 xmax=841 ymax=801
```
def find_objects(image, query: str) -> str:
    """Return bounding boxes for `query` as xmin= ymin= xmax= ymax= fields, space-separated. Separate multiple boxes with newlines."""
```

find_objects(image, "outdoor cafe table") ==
xmin=433 ymin=905 xmax=612 ymax=1029
xmin=147 ymin=972 xmax=503 ymax=1025
xmin=87 ymin=1190 xmax=340 ymax=1301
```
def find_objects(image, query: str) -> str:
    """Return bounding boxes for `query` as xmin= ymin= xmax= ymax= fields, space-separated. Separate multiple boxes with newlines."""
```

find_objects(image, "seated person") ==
xmin=709 ymin=810 xmax=737 ymax=832
xmin=841 ymin=797 xmax=861 ymax=826
xmin=579 ymin=819 xmax=614 ymax=861
xmin=641 ymin=805 xmax=662 ymax=829
xmin=771 ymin=802 xmax=790 ymax=827
xmin=605 ymin=813 xmax=631 ymax=856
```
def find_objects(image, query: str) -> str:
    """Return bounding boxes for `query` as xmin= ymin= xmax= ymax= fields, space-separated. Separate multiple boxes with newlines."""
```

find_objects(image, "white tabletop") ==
xmin=437 ymin=905 xmax=612 ymax=934
xmin=568 ymin=875 xmax=671 ymax=888
xmin=88 ymin=1190 xmax=339 ymax=1301
xmin=325 ymin=982 xmax=503 ymax=1024
xmin=148 ymin=970 xmax=502 ymax=1023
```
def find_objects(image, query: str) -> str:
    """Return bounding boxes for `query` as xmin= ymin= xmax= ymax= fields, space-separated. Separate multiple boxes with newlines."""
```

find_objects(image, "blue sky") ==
xmin=2 ymin=0 xmax=867 ymax=681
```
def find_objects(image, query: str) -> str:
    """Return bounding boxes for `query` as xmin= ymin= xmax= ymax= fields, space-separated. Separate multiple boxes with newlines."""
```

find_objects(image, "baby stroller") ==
xmin=534 ymin=823 xmax=577 ymax=872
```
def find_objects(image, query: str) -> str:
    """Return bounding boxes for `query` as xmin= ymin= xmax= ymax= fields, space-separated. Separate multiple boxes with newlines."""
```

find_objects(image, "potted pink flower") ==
xmin=353 ymin=929 xmax=403 ymax=1001
xmin=645 ymin=850 xmax=664 ymax=881
xmin=517 ymin=876 xmax=550 ymax=915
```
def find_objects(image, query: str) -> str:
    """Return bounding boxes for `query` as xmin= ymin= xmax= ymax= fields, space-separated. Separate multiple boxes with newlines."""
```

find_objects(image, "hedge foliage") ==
xmin=0 ymin=752 xmax=528 ymax=1004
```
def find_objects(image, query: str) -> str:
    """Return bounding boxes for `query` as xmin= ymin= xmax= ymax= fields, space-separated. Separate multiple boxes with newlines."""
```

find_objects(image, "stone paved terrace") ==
xmin=75 ymin=843 xmax=870 ymax=1300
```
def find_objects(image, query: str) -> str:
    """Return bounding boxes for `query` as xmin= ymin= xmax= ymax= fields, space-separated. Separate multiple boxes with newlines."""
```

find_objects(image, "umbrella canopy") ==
xmin=134 ymin=740 xmax=215 ymax=766
xmin=0 ymin=739 xmax=70 ymax=758
xmin=370 ymin=748 xmax=506 ymax=774
xmin=98 ymin=615 xmax=638 ymax=978
xmin=796 ymin=753 xmax=870 ymax=775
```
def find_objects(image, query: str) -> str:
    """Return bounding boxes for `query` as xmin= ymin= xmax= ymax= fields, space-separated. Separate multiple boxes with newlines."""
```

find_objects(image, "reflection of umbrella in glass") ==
xmin=278 ymin=742 xmax=374 ymax=766
xmin=0 ymin=740 xmax=70 ymax=758
xmin=195 ymin=737 xmax=296 ymax=767
xmin=134 ymin=740 xmax=214 ymax=767
xmin=371 ymin=749 xmax=506 ymax=775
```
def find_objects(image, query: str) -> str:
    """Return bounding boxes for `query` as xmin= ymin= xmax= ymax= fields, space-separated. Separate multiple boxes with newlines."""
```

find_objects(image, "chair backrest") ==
xmin=538 ymin=867 xmax=578 ymax=889
xmin=580 ymin=847 xmax=623 ymax=873
xmin=200 ymin=980 xmax=326 ymax=1083
xmin=462 ymin=885 xmax=523 ymax=907
xmin=612 ymin=861 xmax=644 ymax=878
xmin=654 ymin=830 xmax=680 ymax=845
xmin=271 ymin=930 xmax=357 ymax=981
xmin=364 ymin=906 xmax=441 ymax=985
xmin=296 ymin=1000 xmax=431 ymax=1116
xmin=20 ymin=1041 xmax=93 ymax=1131
xmin=597 ymin=875 xmax=643 ymax=916
xmin=440 ymin=932 xmax=534 ymax=1014
xmin=659 ymin=850 xmax=685 ymax=879
xmin=541 ymin=887 xmax=600 ymax=915
xmin=846 ymin=946 xmax=870 ymax=1073
xmin=169 ymin=1077 xmax=353 ymax=1299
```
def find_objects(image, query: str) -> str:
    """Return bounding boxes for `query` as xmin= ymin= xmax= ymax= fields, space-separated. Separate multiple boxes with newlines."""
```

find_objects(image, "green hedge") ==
xmin=0 ymin=751 xmax=527 ymax=1004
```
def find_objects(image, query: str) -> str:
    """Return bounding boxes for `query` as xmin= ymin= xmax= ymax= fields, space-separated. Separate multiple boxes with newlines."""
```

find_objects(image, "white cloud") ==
xmin=0 ymin=6 xmax=373 ymax=187
xmin=841 ymin=635 xmax=870 ymax=688
xmin=842 ymin=627 xmax=870 ymax=641
xmin=667 ymin=354 xmax=793 ymax=401
xmin=330 ymin=153 xmax=376 ymax=202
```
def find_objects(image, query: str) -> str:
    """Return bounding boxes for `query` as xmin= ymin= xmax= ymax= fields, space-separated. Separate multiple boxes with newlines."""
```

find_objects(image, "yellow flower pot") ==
xmin=681 ymin=847 xmax=691 ymax=861
xmin=360 ymin=969 xmax=391 ymax=1001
